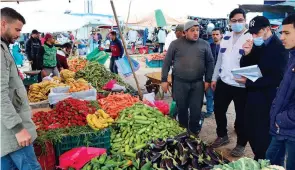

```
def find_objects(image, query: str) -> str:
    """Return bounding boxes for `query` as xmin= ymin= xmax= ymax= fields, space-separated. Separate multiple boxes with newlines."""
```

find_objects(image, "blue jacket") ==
xmin=210 ymin=43 xmax=220 ymax=66
xmin=105 ymin=38 xmax=124 ymax=57
xmin=270 ymin=50 xmax=295 ymax=140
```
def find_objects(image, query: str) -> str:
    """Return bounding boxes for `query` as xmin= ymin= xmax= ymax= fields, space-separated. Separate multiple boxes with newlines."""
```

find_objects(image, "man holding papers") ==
xmin=237 ymin=16 xmax=288 ymax=160
xmin=211 ymin=8 xmax=252 ymax=157
xmin=265 ymin=14 xmax=295 ymax=170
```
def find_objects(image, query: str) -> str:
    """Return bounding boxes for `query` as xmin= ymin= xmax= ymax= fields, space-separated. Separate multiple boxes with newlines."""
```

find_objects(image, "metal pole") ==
xmin=110 ymin=0 xmax=143 ymax=99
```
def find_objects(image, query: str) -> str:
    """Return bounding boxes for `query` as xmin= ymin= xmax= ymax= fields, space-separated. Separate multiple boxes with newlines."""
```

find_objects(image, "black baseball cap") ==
xmin=246 ymin=16 xmax=270 ymax=34
xmin=31 ymin=29 xmax=40 ymax=34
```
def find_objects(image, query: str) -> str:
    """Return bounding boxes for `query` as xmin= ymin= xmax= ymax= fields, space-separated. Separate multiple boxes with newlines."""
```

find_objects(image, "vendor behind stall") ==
xmin=56 ymin=42 xmax=72 ymax=71
xmin=39 ymin=33 xmax=60 ymax=77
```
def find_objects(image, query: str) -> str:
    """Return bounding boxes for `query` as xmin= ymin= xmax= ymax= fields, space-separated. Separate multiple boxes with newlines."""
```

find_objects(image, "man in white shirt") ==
xmin=210 ymin=8 xmax=252 ymax=157
xmin=158 ymin=27 xmax=167 ymax=53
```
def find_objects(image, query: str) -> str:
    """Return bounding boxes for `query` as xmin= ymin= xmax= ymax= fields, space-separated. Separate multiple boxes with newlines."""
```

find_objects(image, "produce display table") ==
xmin=145 ymin=72 xmax=172 ymax=99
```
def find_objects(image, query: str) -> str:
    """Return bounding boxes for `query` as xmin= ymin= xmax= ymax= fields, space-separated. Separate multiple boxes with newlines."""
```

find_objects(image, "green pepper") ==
xmin=113 ymin=138 xmax=123 ymax=142
xmin=141 ymin=161 xmax=152 ymax=170
xmin=98 ymin=153 xmax=107 ymax=164
xmin=124 ymin=152 xmax=136 ymax=158
xmin=86 ymin=164 xmax=92 ymax=170
xmin=101 ymin=166 xmax=109 ymax=170
xmin=137 ymin=128 xmax=146 ymax=135
xmin=134 ymin=120 xmax=151 ymax=125
xmin=125 ymin=145 xmax=130 ymax=152
xmin=133 ymin=115 xmax=148 ymax=120
xmin=134 ymin=143 xmax=146 ymax=151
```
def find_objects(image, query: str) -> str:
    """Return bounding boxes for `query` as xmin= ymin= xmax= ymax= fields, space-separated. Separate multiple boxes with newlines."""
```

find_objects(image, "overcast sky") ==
xmin=1 ymin=0 xmax=263 ymax=21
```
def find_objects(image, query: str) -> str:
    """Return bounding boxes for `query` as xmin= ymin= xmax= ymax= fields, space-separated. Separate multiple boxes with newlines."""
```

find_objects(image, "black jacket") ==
xmin=240 ymin=34 xmax=288 ymax=89
xmin=25 ymin=37 xmax=41 ymax=61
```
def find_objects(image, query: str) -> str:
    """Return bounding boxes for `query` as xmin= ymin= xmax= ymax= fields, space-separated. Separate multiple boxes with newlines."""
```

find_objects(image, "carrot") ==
xmin=98 ymin=93 xmax=140 ymax=119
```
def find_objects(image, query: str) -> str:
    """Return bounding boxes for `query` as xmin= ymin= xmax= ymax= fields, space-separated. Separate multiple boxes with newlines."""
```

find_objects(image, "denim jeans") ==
xmin=109 ymin=56 xmax=119 ymax=74
xmin=1 ymin=145 xmax=41 ymax=170
xmin=205 ymin=87 xmax=214 ymax=114
xmin=266 ymin=137 xmax=295 ymax=170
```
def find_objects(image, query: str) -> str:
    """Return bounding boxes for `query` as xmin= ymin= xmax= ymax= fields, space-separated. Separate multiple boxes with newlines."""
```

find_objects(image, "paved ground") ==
xmin=23 ymin=55 xmax=254 ymax=161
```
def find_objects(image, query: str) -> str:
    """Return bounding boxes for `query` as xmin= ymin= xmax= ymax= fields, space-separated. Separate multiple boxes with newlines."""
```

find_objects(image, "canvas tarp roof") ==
xmin=128 ymin=10 xmax=188 ymax=27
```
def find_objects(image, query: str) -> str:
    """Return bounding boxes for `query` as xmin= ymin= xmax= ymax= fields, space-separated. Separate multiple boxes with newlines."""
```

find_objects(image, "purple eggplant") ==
xmin=167 ymin=138 xmax=178 ymax=146
xmin=196 ymin=143 xmax=203 ymax=155
xmin=187 ymin=165 xmax=193 ymax=170
xmin=151 ymin=152 xmax=162 ymax=163
xmin=177 ymin=143 xmax=185 ymax=155
xmin=165 ymin=159 xmax=174 ymax=170
xmin=136 ymin=149 xmax=143 ymax=160
xmin=160 ymin=159 xmax=167 ymax=169
xmin=192 ymin=157 xmax=201 ymax=169
xmin=205 ymin=148 xmax=220 ymax=164
xmin=180 ymin=153 xmax=189 ymax=166
xmin=174 ymin=132 xmax=189 ymax=141
xmin=185 ymin=139 xmax=197 ymax=152
xmin=171 ymin=158 xmax=184 ymax=170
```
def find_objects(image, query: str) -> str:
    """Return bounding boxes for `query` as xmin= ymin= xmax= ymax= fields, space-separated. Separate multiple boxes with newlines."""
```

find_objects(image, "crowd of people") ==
xmin=1 ymin=5 xmax=295 ymax=170
xmin=162 ymin=8 xmax=295 ymax=170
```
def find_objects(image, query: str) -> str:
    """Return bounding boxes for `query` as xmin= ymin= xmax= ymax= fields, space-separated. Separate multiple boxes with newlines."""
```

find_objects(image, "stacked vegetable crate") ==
xmin=54 ymin=128 xmax=111 ymax=164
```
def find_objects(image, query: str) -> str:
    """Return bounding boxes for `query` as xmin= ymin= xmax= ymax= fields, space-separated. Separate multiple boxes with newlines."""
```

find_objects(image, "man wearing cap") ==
xmin=161 ymin=20 xmax=214 ymax=135
xmin=25 ymin=29 xmax=42 ymax=71
xmin=175 ymin=24 xmax=185 ymax=39
xmin=211 ymin=8 xmax=252 ymax=157
xmin=236 ymin=16 xmax=288 ymax=160
xmin=39 ymin=33 xmax=60 ymax=77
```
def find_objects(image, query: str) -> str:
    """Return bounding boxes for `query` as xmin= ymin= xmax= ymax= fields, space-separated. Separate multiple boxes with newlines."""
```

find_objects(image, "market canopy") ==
xmin=21 ymin=11 xmax=87 ymax=33
xmin=2 ymin=0 xmax=39 ymax=2
xmin=128 ymin=9 xmax=188 ymax=27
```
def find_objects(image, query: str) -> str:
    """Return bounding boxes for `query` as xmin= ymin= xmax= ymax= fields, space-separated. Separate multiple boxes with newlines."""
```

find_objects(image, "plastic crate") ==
xmin=158 ymin=60 xmax=163 ymax=67
xmin=54 ymin=128 xmax=111 ymax=164
xmin=34 ymin=142 xmax=56 ymax=170
xmin=23 ymin=75 xmax=38 ymax=86
xmin=146 ymin=59 xmax=161 ymax=68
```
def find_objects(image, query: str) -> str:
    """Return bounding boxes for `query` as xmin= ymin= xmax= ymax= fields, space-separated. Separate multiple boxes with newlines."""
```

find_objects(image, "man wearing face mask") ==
xmin=211 ymin=8 xmax=252 ymax=157
xmin=236 ymin=16 xmax=288 ymax=160
xmin=161 ymin=20 xmax=214 ymax=135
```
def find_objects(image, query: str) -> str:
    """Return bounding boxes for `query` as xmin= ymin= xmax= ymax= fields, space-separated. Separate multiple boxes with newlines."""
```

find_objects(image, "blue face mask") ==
xmin=231 ymin=23 xmax=244 ymax=33
xmin=253 ymin=37 xmax=264 ymax=46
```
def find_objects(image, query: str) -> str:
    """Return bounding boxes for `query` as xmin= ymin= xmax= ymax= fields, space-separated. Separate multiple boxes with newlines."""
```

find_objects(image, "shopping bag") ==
xmin=169 ymin=101 xmax=177 ymax=118
xmin=86 ymin=48 xmax=110 ymax=64
xmin=58 ymin=147 xmax=106 ymax=170
xmin=115 ymin=56 xmax=140 ymax=77
xmin=103 ymin=80 xmax=117 ymax=90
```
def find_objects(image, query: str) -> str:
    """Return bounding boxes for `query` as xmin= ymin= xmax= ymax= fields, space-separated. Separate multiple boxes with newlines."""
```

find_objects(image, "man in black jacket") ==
xmin=25 ymin=29 xmax=41 ymax=70
xmin=235 ymin=16 xmax=289 ymax=160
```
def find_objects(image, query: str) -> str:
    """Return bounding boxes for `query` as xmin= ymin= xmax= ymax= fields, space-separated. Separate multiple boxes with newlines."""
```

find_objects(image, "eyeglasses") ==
xmin=230 ymin=19 xmax=245 ymax=23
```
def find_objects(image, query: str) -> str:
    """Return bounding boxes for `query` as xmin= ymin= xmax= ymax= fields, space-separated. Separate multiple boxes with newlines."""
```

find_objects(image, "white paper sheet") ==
xmin=231 ymin=65 xmax=263 ymax=82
